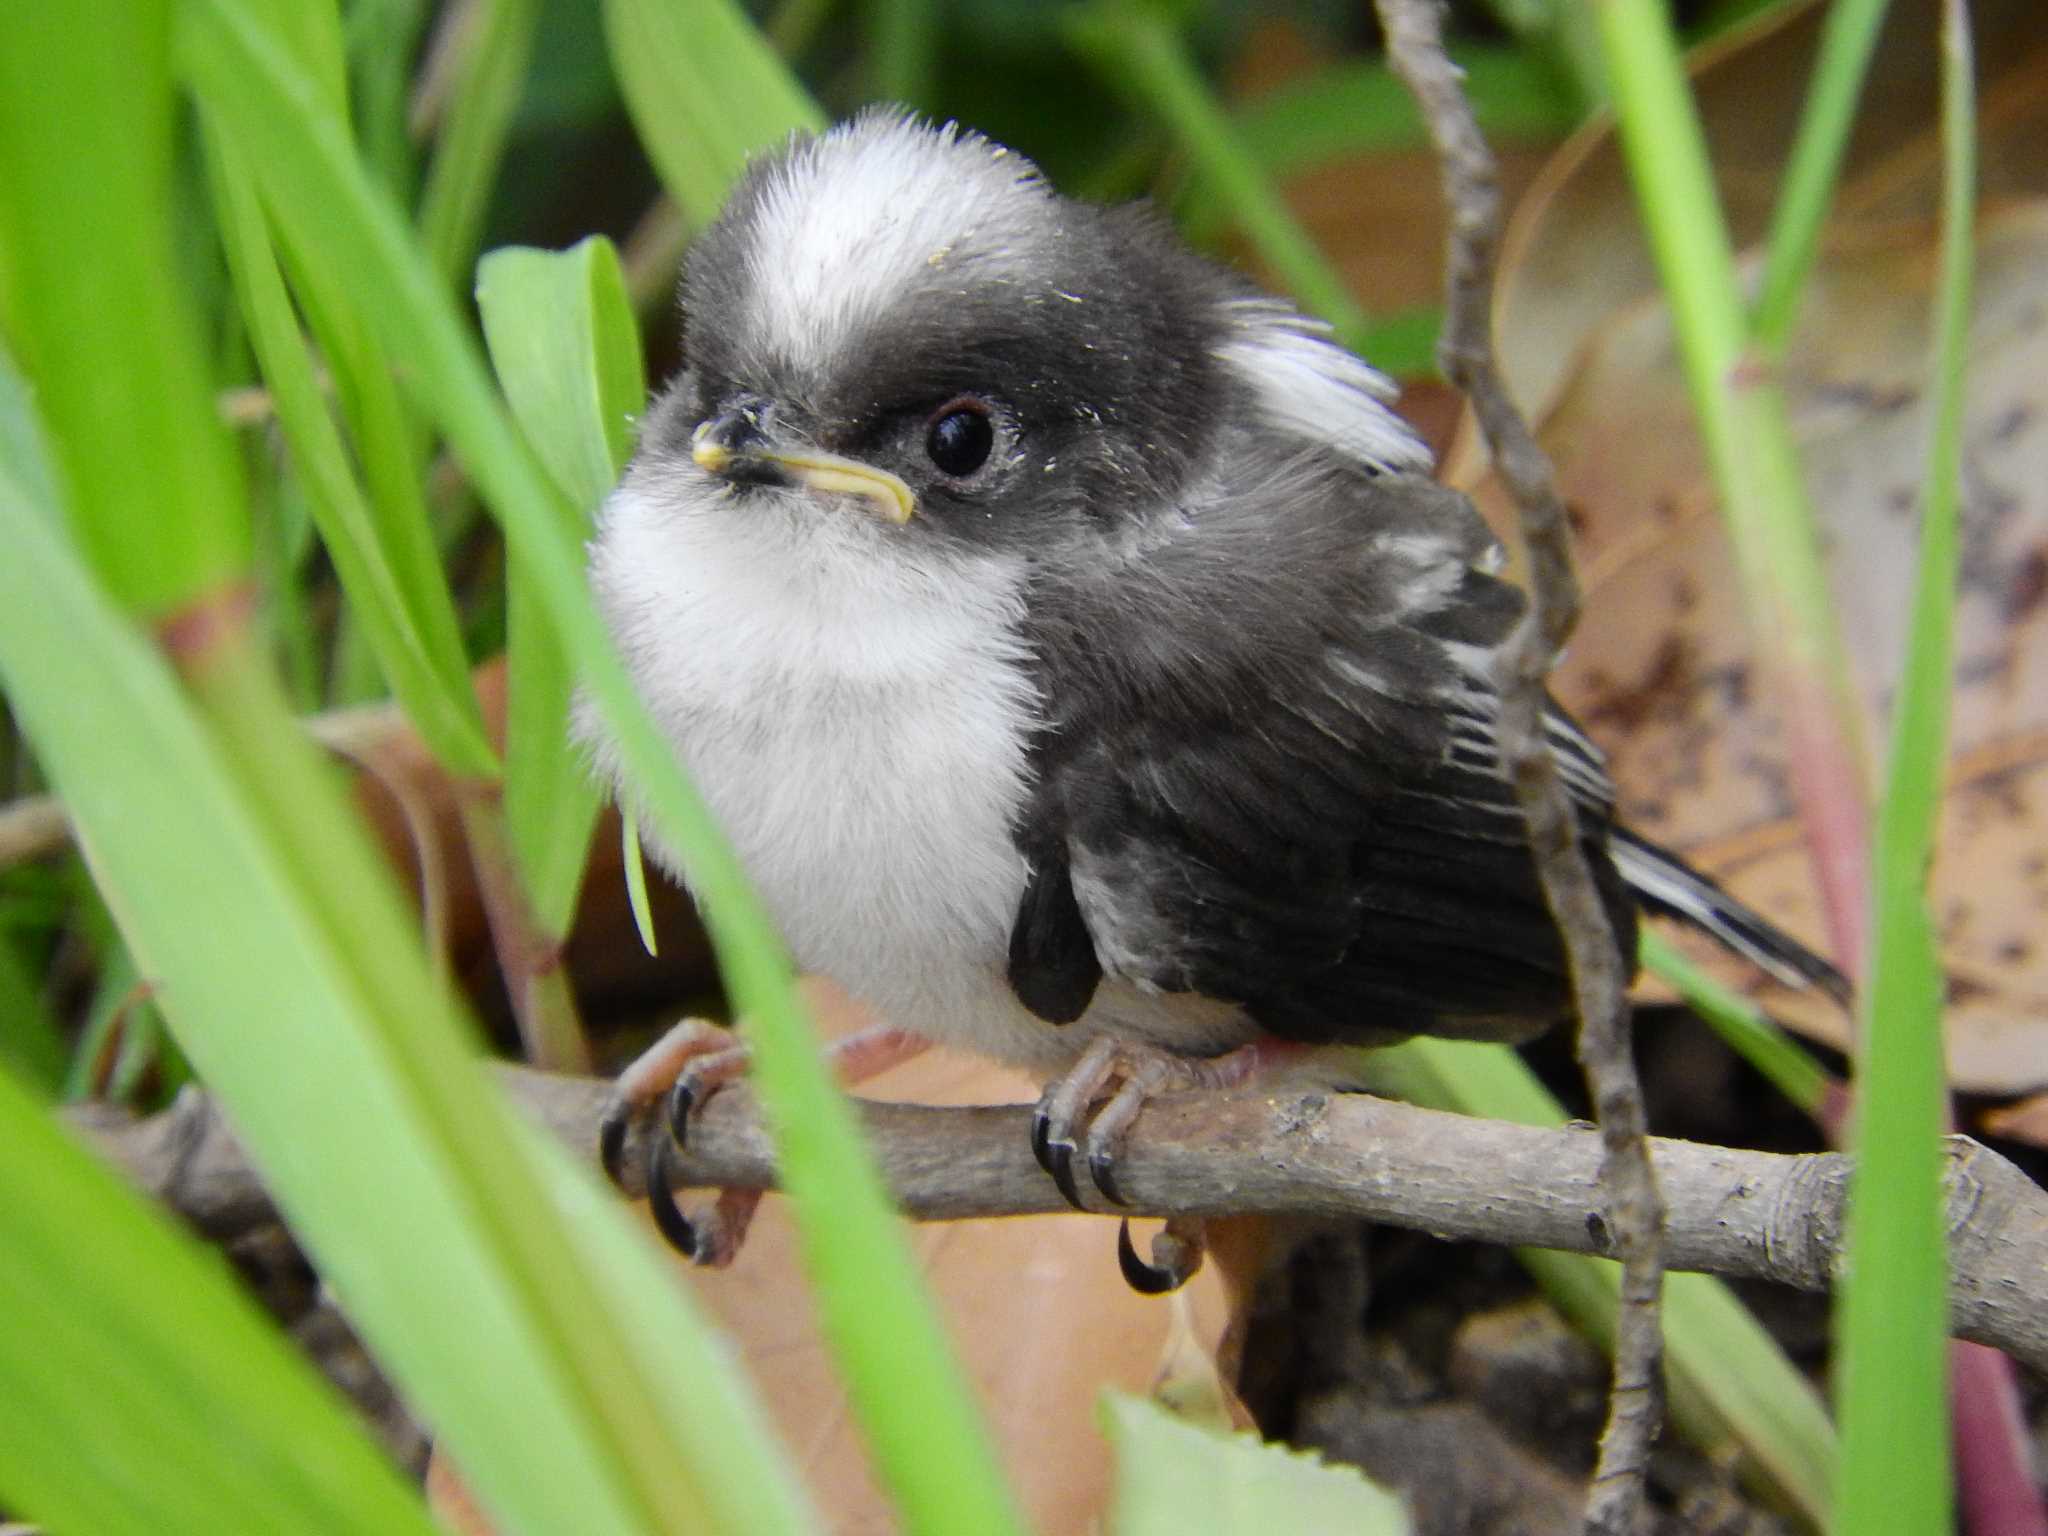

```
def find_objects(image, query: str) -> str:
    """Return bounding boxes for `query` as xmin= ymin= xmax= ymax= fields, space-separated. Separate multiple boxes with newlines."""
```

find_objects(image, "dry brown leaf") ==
xmin=670 ymin=1035 xmax=1232 ymax=1536
xmin=1461 ymin=0 xmax=2048 ymax=468
xmin=1458 ymin=8 xmax=2048 ymax=1087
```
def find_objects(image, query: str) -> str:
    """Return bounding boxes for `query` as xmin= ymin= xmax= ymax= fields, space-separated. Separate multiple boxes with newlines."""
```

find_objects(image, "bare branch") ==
xmin=73 ymin=1067 xmax=2048 ymax=1377
xmin=1372 ymin=3 xmax=1663 ymax=1526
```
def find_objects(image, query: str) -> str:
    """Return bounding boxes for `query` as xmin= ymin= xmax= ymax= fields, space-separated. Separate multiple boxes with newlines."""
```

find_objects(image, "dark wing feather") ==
xmin=1009 ymin=452 xmax=1638 ymax=1046
xmin=1006 ymin=836 xmax=1103 ymax=1023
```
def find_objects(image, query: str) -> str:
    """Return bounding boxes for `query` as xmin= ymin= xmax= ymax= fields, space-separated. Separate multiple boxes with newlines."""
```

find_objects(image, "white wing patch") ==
xmin=1216 ymin=299 xmax=1432 ymax=474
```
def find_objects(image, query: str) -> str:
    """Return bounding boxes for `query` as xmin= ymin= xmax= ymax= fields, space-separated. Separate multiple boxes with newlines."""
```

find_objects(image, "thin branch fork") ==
xmin=75 ymin=1065 xmax=2048 ymax=1377
xmin=1372 ymin=2 xmax=1665 ymax=1527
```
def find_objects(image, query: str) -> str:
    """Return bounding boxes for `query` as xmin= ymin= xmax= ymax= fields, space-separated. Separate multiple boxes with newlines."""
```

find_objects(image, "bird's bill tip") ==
xmin=689 ymin=426 xmax=916 ymax=525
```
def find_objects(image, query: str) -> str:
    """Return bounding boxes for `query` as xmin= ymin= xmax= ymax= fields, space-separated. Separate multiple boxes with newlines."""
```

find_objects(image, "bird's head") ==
xmin=632 ymin=109 xmax=1427 ymax=563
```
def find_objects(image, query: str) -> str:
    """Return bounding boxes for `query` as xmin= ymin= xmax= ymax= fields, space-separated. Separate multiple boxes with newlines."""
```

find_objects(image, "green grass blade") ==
xmin=0 ymin=0 xmax=246 ymax=614
xmin=623 ymin=812 xmax=661 ymax=954
xmin=0 ymin=475 xmax=669 ymax=1534
xmin=2 ymin=8 xmax=814 ymax=1520
xmin=0 ymin=930 xmax=65 ymax=1099
xmin=1593 ymin=0 xmax=1870 ymax=965
xmin=177 ymin=6 xmax=1027 ymax=1530
xmin=1066 ymin=3 xmax=1376 ymax=354
xmin=1223 ymin=48 xmax=1579 ymax=188
xmin=1751 ymin=0 xmax=1891 ymax=354
xmin=1366 ymin=1039 xmax=1836 ymax=1525
xmin=1639 ymin=929 xmax=1831 ymax=1115
xmin=1833 ymin=2 xmax=1974 ymax=1529
xmin=206 ymin=125 xmax=498 ymax=775
xmin=477 ymin=238 xmax=644 ymax=931
xmin=601 ymin=0 xmax=824 ymax=228
xmin=1103 ymin=1393 xmax=1410 ymax=1535
xmin=264 ymin=9 xmax=482 ymax=733
xmin=418 ymin=0 xmax=542 ymax=296
xmin=344 ymin=0 xmax=431 ymax=197
xmin=868 ymin=0 xmax=936 ymax=106
xmin=0 ymin=1068 xmax=438 ymax=1536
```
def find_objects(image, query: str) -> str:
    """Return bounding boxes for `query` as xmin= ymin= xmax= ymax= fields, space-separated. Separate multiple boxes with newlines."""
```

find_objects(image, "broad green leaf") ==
xmin=601 ymin=0 xmax=824 ymax=227
xmin=206 ymin=127 xmax=498 ymax=775
xmin=477 ymin=238 xmax=644 ymax=931
xmin=0 ymin=0 xmax=245 ymax=613
xmin=0 ymin=1068 xmax=436 ymax=1536
xmin=176 ymin=5 xmax=1027 ymax=1531
xmin=1366 ymin=1038 xmax=1836 ymax=1526
xmin=1103 ymin=1393 xmax=1410 ymax=1536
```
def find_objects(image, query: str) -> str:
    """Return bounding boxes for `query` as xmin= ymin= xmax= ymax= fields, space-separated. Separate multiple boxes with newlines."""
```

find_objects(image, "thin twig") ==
xmin=1371 ymin=3 xmax=1665 ymax=1528
xmin=70 ymin=1067 xmax=2048 ymax=1376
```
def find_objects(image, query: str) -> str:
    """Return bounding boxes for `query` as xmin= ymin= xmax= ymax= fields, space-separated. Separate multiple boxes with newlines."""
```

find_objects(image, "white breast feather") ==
xmin=587 ymin=472 xmax=1260 ymax=1071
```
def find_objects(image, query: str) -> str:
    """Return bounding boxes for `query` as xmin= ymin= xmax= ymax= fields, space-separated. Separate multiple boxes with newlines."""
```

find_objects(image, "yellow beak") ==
xmin=692 ymin=423 xmax=916 ymax=526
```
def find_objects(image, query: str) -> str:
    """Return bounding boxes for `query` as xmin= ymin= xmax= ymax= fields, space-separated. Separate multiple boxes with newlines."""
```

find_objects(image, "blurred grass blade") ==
xmin=1835 ymin=1 xmax=1974 ymax=1529
xmin=477 ymin=238 xmax=644 ymax=933
xmin=0 ymin=439 xmax=806 ymax=1536
xmin=1102 ymin=1393 xmax=1410 ymax=1535
xmin=1639 ymin=930 xmax=1832 ymax=1117
xmin=0 ymin=931 xmax=65 ymax=1099
xmin=177 ymin=5 xmax=1028 ymax=1530
xmin=1366 ymin=1038 xmax=1836 ymax=1525
xmin=206 ymin=126 xmax=498 ymax=774
xmin=868 ymin=0 xmax=935 ymax=107
xmin=344 ymin=0 xmax=431 ymax=197
xmin=602 ymin=0 xmax=823 ymax=227
xmin=2 ymin=3 xmax=809 ymax=1520
xmin=1065 ymin=3 xmax=1375 ymax=355
xmin=0 ymin=1 xmax=246 ymax=614
xmin=419 ymin=0 xmax=541 ymax=295
xmin=260 ymin=7 xmax=483 ymax=746
xmin=1209 ymin=47 xmax=1579 ymax=211
xmin=0 ymin=1068 xmax=437 ymax=1536
xmin=1594 ymin=0 xmax=1870 ymax=972
xmin=1751 ymin=0 xmax=1890 ymax=352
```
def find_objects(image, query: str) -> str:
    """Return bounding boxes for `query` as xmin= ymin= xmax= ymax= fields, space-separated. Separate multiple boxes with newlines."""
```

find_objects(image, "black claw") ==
xmin=1045 ymin=1137 xmax=1086 ymax=1211
xmin=598 ymin=1111 xmax=630 ymax=1188
xmin=1088 ymin=1146 xmax=1129 ymax=1207
xmin=1116 ymin=1219 xmax=1184 ymax=1295
xmin=1030 ymin=1108 xmax=1053 ymax=1175
xmin=644 ymin=1131 xmax=699 ymax=1260
xmin=666 ymin=1075 xmax=699 ymax=1149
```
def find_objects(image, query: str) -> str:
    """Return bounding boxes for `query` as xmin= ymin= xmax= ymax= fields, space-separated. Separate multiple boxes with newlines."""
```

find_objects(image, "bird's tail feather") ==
xmin=1610 ymin=827 xmax=1852 ymax=1006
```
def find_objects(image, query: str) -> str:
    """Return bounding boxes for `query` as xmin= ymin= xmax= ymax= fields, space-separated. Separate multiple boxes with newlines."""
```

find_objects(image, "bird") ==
xmin=583 ymin=109 xmax=1845 ymax=1288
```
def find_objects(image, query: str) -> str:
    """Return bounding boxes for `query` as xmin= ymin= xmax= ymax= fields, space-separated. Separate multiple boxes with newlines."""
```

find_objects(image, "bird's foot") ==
xmin=1031 ymin=1035 xmax=1281 ymax=1213
xmin=599 ymin=989 xmax=928 ymax=1264
xmin=1117 ymin=1214 xmax=1207 ymax=1294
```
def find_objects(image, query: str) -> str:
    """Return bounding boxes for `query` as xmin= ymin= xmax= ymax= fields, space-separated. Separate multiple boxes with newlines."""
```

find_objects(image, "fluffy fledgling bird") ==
xmin=587 ymin=110 xmax=1842 ymax=1284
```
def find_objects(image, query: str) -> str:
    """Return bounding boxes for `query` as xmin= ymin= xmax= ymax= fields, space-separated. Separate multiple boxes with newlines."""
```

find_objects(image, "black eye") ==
xmin=924 ymin=400 xmax=994 ymax=477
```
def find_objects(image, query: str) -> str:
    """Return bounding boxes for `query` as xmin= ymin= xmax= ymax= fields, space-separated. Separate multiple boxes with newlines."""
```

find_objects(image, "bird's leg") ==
xmin=603 ymin=978 xmax=929 ymax=1265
